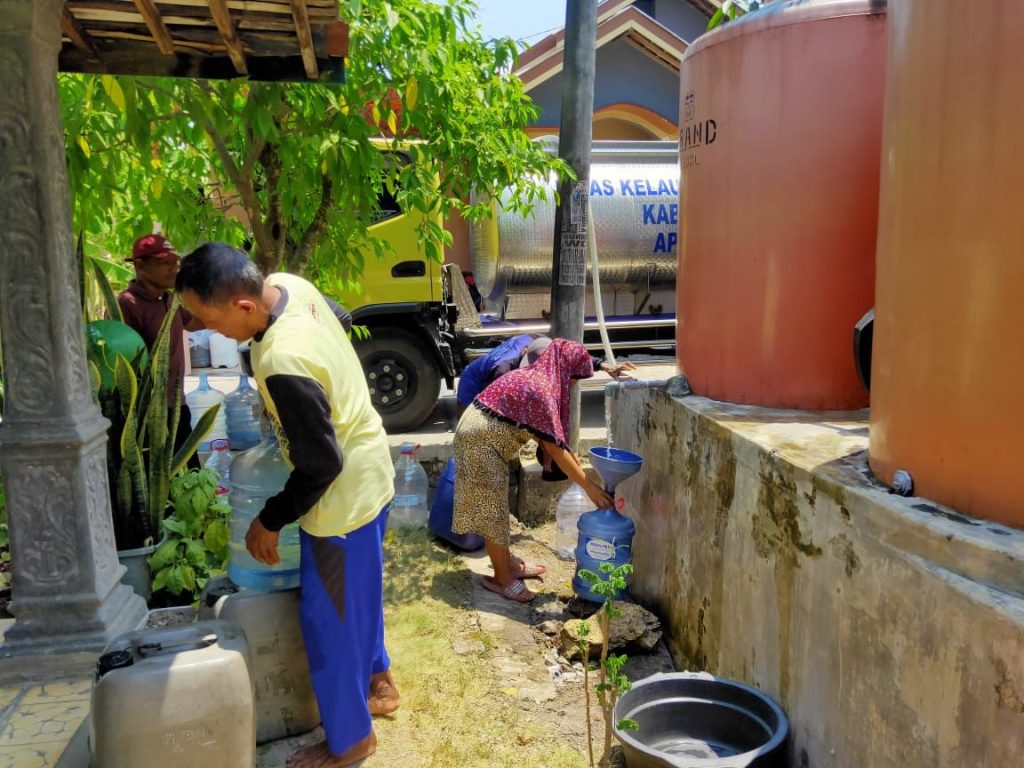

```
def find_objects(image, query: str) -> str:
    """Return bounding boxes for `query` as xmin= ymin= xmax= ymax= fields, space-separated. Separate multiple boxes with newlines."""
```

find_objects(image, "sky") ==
xmin=471 ymin=0 xmax=570 ymax=45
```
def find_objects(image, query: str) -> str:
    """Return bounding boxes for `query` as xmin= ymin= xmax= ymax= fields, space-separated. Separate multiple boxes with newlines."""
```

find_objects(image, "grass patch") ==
xmin=375 ymin=528 xmax=586 ymax=768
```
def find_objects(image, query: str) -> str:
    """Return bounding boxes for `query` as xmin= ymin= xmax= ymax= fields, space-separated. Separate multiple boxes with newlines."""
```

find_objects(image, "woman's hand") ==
xmin=583 ymin=480 xmax=614 ymax=510
xmin=600 ymin=361 xmax=638 ymax=380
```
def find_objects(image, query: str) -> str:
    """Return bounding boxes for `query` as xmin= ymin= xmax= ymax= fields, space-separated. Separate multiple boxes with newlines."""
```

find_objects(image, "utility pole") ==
xmin=550 ymin=0 xmax=598 ymax=447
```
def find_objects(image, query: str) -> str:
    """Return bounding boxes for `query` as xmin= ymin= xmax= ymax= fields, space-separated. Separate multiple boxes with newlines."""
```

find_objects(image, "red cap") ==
xmin=130 ymin=234 xmax=179 ymax=263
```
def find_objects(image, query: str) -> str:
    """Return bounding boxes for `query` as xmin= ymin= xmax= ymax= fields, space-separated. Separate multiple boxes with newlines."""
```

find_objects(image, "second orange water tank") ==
xmin=676 ymin=0 xmax=887 ymax=409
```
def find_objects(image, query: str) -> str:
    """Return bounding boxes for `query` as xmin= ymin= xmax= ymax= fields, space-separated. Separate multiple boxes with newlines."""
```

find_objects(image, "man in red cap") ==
xmin=118 ymin=234 xmax=203 ymax=458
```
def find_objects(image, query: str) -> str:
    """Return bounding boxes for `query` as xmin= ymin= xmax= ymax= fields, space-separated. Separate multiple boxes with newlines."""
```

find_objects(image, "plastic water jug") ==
xmin=391 ymin=443 xmax=428 ymax=529
xmin=225 ymin=374 xmax=262 ymax=451
xmin=209 ymin=332 xmax=240 ymax=368
xmin=205 ymin=438 xmax=234 ymax=494
xmin=188 ymin=329 xmax=213 ymax=369
xmin=428 ymin=457 xmax=484 ymax=550
xmin=186 ymin=373 xmax=228 ymax=452
xmin=228 ymin=429 xmax=300 ymax=590
xmin=572 ymin=503 xmax=636 ymax=602
xmin=91 ymin=620 xmax=254 ymax=768
xmin=200 ymin=576 xmax=319 ymax=743
xmin=555 ymin=483 xmax=590 ymax=560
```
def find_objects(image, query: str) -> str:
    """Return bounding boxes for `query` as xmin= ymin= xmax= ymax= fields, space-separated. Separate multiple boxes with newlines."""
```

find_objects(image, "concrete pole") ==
xmin=550 ymin=0 xmax=597 ymax=448
xmin=0 ymin=0 xmax=147 ymax=673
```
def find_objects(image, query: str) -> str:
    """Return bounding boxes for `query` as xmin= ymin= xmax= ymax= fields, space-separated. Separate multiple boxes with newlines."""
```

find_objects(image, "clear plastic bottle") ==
xmin=555 ymin=483 xmax=591 ymax=560
xmin=225 ymin=374 xmax=262 ymax=451
xmin=227 ymin=429 xmax=300 ymax=591
xmin=205 ymin=438 xmax=234 ymax=495
xmin=390 ymin=443 xmax=429 ymax=529
xmin=186 ymin=373 xmax=228 ymax=452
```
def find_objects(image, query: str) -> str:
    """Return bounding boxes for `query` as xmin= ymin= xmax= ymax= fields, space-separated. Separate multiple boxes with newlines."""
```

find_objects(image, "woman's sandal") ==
xmin=481 ymin=576 xmax=537 ymax=604
xmin=510 ymin=558 xmax=547 ymax=580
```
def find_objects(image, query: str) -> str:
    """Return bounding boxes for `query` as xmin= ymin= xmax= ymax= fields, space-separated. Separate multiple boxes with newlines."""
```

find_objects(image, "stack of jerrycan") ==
xmin=228 ymin=426 xmax=300 ymax=591
xmin=200 ymin=575 xmax=320 ymax=743
xmin=91 ymin=621 xmax=255 ymax=768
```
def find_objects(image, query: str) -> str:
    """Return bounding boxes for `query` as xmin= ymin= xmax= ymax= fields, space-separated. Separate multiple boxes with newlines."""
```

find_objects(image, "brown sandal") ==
xmin=481 ymin=576 xmax=537 ymax=604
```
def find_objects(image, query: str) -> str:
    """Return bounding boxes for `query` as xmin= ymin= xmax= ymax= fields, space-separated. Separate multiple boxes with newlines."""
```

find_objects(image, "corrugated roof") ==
xmin=60 ymin=0 xmax=347 ymax=81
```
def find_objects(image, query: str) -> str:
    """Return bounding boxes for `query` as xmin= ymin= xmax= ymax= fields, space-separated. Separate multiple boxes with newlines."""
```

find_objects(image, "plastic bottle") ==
xmin=227 ymin=428 xmax=300 ymax=591
xmin=555 ymin=483 xmax=591 ymax=560
xmin=205 ymin=438 xmax=234 ymax=494
xmin=209 ymin=332 xmax=240 ymax=369
xmin=390 ymin=443 xmax=429 ymax=529
xmin=225 ymin=375 xmax=262 ymax=451
xmin=186 ymin=373 xmax=228 ymax=452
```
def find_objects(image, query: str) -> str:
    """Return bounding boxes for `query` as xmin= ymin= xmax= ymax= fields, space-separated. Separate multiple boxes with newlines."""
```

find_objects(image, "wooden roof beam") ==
xmin=288 ymin=0 xmax=318 ymax=80
xmin=207 ymin=0 xmax=248 ymax=75
xmin=132 ymin=0 xmax=177 ymax=54
xmin=62 ymin=7 xmax=101 ymax=61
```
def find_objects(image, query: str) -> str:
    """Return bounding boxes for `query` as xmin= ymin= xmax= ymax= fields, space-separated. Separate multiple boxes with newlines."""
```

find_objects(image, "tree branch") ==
xmin=290 ymin=174 xmax=334 ymax=277
xmin=190 ymin=90 xmax=276 ymax=273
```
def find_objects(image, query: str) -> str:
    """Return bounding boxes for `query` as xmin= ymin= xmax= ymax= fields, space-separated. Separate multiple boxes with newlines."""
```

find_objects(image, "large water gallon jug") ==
xmin=188 ymin=329 xmax=213 ymax=369
xmin=91 ymin=620 xmax=254 ymax=768
xmin=555 ymin=483 xmax=591 ymax=561
xmin=186 ymin=373 xmax=228 ymax=452
xmin=428 ymin=457 xmax=484 ymax=550
xmin=199 ymin=576 xmax=319 ymax=744
xmin=390 ymin=443 xmax=428 ymax=529
xmin=205 ymin=438 xmax=234 ymax=494
xmin=228 ymin=429 xmax=300 ymax=590
xmin=572 ymin=504 xmax=636 ymax=602
xmin=225 ymin=374 xmax=262 ymax=451
xmin=209 ymin=332 xmax=240 ymax=368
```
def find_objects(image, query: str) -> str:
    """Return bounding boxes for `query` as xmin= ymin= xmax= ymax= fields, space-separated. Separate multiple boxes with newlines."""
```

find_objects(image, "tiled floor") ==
xmin=0 ymin=680 xmax=90 ymax=768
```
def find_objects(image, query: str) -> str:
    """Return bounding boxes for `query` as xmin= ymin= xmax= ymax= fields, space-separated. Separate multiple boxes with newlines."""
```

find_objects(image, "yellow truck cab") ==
xmin=338 ymin=140 xmax=680 ymax=433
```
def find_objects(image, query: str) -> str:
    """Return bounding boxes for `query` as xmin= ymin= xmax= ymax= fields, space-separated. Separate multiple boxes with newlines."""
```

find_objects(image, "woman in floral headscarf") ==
xmin=452 ymin=338 xmax=613 ymax=603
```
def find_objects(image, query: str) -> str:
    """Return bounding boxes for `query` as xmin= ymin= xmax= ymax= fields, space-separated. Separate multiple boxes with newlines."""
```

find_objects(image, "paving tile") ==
xmin=16 ymin=682 xmax=90 ymax=707
xmin=0 ymin=741 xmax=66 ymax=768
xmin=0 ymin=702 xmax=88 ymax=747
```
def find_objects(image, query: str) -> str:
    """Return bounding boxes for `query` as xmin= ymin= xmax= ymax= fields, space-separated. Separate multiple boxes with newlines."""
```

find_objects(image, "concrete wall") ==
xmin=528 ymin=38 xmax=680 ymax=129
xmin=606 ymin=383 xmax=1024 ymax=767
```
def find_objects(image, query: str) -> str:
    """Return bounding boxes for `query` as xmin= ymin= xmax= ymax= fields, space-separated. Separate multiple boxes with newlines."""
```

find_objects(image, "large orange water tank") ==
xmin=677 ymin=0 xmax=887 ymax=409
xmin=869 ymin=0 xmax=1024 ymax=528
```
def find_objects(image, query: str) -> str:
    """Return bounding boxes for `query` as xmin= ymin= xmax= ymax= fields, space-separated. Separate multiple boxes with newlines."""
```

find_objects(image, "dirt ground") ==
xmin=257 ymin=521 xmax=674 ymax=768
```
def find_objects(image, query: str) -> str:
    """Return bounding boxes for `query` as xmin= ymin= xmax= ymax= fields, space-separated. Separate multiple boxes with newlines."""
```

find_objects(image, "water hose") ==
xmin=588 ymin=197 xmax=617 ymax=367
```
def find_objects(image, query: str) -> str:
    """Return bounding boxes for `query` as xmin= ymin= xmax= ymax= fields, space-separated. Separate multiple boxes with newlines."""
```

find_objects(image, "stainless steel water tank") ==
xmin=470 ymin=141 xmax=679 ymax=302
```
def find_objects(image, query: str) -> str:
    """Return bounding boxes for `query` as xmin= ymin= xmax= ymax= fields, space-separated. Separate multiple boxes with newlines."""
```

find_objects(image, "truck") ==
xmin=335 ymin=140 xmax=680 ymax=432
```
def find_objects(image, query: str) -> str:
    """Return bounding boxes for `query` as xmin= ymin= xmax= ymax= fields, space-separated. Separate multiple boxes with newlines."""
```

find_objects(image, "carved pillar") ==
xmin=0 ymin=0 xmax=147 ymax=656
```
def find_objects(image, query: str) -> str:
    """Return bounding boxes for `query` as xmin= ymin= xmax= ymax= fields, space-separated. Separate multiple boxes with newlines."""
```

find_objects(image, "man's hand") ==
xmin=600 ymin=361 xmax=638 ymax=380
xmin=246 ymin=517 xmax=281 ymax=565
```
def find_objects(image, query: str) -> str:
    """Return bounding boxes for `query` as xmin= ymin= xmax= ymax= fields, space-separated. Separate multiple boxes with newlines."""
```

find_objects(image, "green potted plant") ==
xmin=147 ymin=467 xmax=231 ymax=607
xmin=84 ymin=254 xmax=218 ymax=600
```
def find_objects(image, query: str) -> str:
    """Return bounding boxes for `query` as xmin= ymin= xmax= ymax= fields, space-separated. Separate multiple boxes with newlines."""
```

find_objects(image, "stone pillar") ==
xmin=0 ymin=0 xmax=147 ymax=658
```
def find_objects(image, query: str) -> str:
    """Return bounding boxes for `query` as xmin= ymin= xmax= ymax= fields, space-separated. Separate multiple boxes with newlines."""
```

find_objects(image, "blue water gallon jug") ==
xmin=225 ymin=374 xmax=262 ymax=451
xmin=428 ymin=458 xmax=484 ymax=551
xmin=572 ymin=506 xmax=636 ymax=602
xmin=228 ymin=429 xmax=300 ymax=591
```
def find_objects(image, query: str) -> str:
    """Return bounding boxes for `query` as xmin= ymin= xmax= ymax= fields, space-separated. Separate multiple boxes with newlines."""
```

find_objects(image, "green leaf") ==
xmin=204 ymin=519 xmax=230 ymax=561
xmin=161 ymin=517 xmax=187 ymax=536
xmin=151 ymin=567 xmax=170 ymax=594
xmin=184 ymin=538 xmax=207 ymax=567
xmin=707 ymin=7 xmax=726 ymax=29
xmin=148 ymin=538 xmax=180 ymax=571
xmin=165 ymin=564 xmax=187 ymax=595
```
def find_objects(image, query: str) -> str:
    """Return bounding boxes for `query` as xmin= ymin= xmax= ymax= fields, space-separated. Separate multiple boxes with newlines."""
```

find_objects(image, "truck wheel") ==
xmin=356 ymin=328 xmax=442 ymax=433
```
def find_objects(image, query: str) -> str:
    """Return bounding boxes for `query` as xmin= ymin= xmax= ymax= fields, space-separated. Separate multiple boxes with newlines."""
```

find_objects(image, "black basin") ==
xmin=613 ymin=673 xmax=788 ymax=768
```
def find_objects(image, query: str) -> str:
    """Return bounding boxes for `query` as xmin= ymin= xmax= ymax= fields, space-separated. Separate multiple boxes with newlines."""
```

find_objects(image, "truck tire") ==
xmin=355 ymin=328 xmax=442 ymax=433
